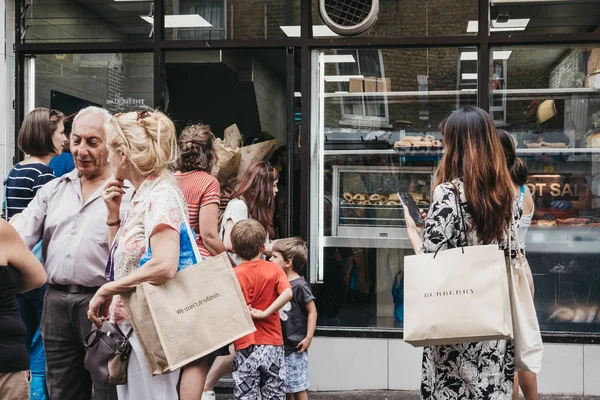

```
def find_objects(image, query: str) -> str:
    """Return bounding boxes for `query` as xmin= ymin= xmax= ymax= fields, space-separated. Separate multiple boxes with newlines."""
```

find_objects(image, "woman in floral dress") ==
xmin=404 ymin=106 xmax=519 ymax=399
xmin=88 ymin=110 xmax=188 ymax=400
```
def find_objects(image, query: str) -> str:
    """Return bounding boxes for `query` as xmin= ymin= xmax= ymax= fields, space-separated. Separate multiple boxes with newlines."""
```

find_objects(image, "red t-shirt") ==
xmin=234 ymin=259 xmax=292 ymax=351
xmin=174 ymin=171 xmax=221 ymax=258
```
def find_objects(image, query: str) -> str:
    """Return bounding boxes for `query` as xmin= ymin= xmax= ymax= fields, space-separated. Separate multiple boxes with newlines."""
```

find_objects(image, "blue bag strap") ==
xmin=518 ymin=185 xmax=526 ymax=210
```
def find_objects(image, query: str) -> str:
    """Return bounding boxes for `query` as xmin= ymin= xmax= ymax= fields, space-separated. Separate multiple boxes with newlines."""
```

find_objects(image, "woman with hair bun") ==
xmin=88 ymin=109 xmax=190 ymax=399
xmin=172 ymin=124 xmax=228 ymax=400
xmin=173 ymin=124 xmax=226 ymax=258
xmin=498 ymin=130 xmax=538 ymax=400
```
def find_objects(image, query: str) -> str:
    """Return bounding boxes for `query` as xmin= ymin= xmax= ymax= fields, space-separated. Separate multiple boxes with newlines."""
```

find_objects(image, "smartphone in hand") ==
xmin=398 ymin=192 xmax=425 ymax=227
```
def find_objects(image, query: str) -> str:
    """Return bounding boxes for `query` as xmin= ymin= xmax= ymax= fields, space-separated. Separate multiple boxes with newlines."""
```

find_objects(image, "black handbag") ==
xmin=84 ymin=320 xmax=133 ymax=385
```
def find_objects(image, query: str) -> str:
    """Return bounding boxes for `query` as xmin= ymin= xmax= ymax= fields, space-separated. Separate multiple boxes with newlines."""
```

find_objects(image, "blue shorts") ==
xmin=283 ymin=351 xmax=309 ymax=393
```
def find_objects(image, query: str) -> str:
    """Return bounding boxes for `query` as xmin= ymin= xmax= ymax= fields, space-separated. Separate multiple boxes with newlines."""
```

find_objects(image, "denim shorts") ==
xmin=283 ymin=351 xmax=309 ymax=393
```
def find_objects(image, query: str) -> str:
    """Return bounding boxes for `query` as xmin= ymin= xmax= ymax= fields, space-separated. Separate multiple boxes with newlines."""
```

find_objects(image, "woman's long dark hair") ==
xmin=498 ymin=130 xmax=528 ymax=187
xmin=435 ymin=106 xmax=514 ymax=244
xmin=233 ymin=161 xmax=278 ymax=238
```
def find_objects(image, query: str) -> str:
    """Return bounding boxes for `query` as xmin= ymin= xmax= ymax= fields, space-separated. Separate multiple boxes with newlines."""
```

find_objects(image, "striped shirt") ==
xmin=174 ymin=170 xmax=221 ymax=258
xmin=4 ymin=163 xmax=55 ymax=220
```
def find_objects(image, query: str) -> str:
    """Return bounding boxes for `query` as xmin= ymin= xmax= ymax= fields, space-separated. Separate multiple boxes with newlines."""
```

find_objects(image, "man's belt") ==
xmin=49 ymin=284 xmax=100 ymax=294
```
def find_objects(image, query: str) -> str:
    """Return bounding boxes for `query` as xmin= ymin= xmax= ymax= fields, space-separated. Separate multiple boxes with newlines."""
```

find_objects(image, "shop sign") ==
xmin=526 ymin=182 xmax=586 ymax=197
xmin=106 ymin=97 xmax=146 ymax=107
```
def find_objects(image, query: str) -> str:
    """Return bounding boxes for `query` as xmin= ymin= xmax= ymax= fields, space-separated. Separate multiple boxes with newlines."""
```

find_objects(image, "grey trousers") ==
xmin=41 ymin=287 xmax=117 ymax=400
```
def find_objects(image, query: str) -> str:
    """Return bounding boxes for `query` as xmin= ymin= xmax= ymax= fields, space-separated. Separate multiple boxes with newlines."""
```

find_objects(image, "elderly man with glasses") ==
xmin=11 ymin=106 xmax=132 ymax=400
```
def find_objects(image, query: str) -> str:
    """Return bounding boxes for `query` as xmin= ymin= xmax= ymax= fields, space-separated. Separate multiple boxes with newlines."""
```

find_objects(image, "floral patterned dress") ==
xmin=109 ymin=175 xmax=189 ymax=324
xmin=418 ymin=179 xmax=519 ymax=400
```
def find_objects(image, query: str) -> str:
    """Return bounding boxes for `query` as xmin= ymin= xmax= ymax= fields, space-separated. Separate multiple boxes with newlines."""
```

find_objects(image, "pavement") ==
xmin=214 ymin=390 xmax=600 ymax=399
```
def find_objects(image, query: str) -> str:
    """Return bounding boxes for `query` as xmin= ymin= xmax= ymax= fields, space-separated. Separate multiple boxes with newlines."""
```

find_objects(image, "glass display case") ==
xmin=331 ymin=165 xmax=434 ymax=240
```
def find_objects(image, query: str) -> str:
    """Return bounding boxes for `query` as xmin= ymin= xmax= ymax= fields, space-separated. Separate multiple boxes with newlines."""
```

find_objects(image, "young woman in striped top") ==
xmin=4 ymin=108 xmax=66 ymax=220
xmin=3 ymin=107 xmax=65 ymax=398
xmin=173 ymin=124 xmax=228 ymax=400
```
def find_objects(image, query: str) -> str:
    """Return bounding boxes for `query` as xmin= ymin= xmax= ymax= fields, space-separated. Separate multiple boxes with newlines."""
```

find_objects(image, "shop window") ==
xmin=22 ymin=0 xmax=152 ymax=43
xmin=24 ymin=53 xmax=154 ymax=115
xmin=490 ymin=45 xmax=600 ymax=333
xmin=164 ymin=48 xmax=301 ymax=238
xmin=310 ymin=48 xmax=477 ymax=329
xmin=172 ymin=0 xmax=226 ymax=40
xmin=488 ymin=0 xmax=600 ymax=36
xmin=165 ymin=0 xmax=300 ymax=40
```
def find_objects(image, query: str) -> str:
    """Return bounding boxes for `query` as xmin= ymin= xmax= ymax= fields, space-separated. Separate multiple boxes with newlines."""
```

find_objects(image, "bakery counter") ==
xmin=331 ymin=165 xmax=434 ymax=239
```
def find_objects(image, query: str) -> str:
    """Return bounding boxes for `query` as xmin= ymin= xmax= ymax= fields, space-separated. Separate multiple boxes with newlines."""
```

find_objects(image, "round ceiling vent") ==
xmin=319 ymin=0 xmax=379 ymax=36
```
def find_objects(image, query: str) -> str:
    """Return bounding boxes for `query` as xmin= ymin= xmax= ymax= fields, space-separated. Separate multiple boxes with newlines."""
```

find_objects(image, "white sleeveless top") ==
xmin=517 ymin=185 xmax=534 ymax=249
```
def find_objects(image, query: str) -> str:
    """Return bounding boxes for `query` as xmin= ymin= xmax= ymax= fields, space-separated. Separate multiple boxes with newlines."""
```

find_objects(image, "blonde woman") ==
xmin=87 ymin=110 xmax=190 ymax=399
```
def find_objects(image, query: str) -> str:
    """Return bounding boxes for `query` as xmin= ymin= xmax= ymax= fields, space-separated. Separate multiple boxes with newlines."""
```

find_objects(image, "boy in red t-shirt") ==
xmin=230 ymin=219 xmax=293 ymax=400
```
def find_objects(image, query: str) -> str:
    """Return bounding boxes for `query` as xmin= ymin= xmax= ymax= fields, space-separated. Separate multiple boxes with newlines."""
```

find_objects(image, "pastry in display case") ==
xmin=393 ymin=133 xmax=444 ymax=153
xmin=331 ymin=165 xmax=434 ymax=239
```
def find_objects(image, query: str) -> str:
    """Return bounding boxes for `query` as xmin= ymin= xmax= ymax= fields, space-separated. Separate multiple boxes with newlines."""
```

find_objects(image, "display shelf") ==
xmin=323 ymin=148 xmax=600 ymax=156
xmin=323 ymin=89 xmax=477 ymax=98
xmin=323 ymin=235 xmax=413 ymax=249
xmin=518 ymin=148 xmax=600 ymax=154
xmin=322 ymin=227 xmax=600 ymax=253
xmin=322 ymin=88 xmax=599 ymax=99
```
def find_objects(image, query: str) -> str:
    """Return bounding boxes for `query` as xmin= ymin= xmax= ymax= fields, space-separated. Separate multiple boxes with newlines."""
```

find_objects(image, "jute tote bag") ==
xmin=403 ymin=183 xmax=513 ymax=347
xmin=124 ymin=201 xmax=255 ymax=375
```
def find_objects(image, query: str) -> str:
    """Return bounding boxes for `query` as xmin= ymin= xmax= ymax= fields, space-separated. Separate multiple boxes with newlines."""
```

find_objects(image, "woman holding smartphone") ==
xmin=404 ymin=107 xmax=519 ymax=399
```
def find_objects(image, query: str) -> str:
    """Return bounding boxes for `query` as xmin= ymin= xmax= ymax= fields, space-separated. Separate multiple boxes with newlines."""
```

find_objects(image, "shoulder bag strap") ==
xmin=450 ymin=180 xmax=468 ymax=250
xmin=2 ymin=165 xmax=16 ymax=219
xmin=518 ymin=185 xmax=526 ymax=210
xmin=433 ymin=181 xmax=467 ymax=258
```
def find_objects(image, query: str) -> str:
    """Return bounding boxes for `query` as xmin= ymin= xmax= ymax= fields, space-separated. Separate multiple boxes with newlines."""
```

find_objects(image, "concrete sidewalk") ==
xmin=215 ymin=390 xmax=600 ymax=399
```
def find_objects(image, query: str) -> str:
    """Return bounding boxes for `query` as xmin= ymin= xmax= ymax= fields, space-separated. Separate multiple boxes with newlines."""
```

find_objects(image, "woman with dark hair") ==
xmin=202 ymin=161 xmax=279 ymax=400
xmin=3 ymin=108 xmax=65 ymax=399
xmin=497 ymin=130 xmax=535 ymax=255
xmin=220 ymin=161 xmax=279 ymax=265
xmin=404 ymin=106 xmax=519 ymax=399
xmin=6 ymin=108 xmax=66 ymax=220
xmin=172 ymin=124 xmax=229 ymax=400
xmin=498 ymin=131 xmax=538 ymax=400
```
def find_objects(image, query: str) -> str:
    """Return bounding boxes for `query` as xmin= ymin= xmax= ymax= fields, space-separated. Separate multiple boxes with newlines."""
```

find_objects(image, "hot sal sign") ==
xmin=526 ymin=182 xmax=587 ymax=197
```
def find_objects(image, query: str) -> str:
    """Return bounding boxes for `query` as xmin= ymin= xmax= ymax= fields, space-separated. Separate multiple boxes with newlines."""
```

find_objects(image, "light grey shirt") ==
xmin=12 ymin=169 xmax=131 ymax=287
xmin=219 ymin=198 xmax=269 ymax=266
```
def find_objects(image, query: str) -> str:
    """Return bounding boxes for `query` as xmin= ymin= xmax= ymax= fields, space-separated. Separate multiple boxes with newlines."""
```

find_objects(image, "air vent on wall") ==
xmin=319 ymin=0 xmax=379 ymax=36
